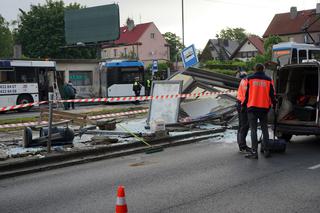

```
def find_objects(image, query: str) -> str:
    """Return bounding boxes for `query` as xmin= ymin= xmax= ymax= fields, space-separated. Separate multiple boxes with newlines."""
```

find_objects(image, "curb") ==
xmin=0 ymin=128 xmax=225 ymax=179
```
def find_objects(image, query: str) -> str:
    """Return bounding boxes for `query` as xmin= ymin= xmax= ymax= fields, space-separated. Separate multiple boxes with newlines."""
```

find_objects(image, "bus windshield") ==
xmin=120 ymin=67 xmax=143 ymax=84
xmin=272 ymin=49 xmax=291 ymax=67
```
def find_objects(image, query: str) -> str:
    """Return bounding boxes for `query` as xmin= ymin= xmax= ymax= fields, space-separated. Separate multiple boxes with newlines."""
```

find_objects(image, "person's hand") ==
xmin=241 ymin=105 xmax=246 ymax=113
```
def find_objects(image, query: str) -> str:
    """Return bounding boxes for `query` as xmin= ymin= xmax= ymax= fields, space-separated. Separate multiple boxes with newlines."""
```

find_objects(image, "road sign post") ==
xmin=181 ymin=44 xmax=198 ymax=68
xmin=47 ymin=92 xmax=54 ymax=153
xmin=152 ymin=60 xmax=158 ymax=77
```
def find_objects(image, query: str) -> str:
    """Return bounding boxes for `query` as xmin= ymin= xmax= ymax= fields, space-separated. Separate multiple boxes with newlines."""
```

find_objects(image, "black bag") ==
xmin=266 ymin=138 xmax=286 ymax=153
xmin=260 ymin=108 xmax=287 ymax=153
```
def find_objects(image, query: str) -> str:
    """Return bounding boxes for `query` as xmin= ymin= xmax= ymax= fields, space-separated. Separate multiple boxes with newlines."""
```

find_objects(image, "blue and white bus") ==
xmin=272 ymin=42 xmax=320 ymax=66
xmin=101 ymin=60 xmax=145 ymax=97
xmin=0 ymin=60 xmax=56 ymax=111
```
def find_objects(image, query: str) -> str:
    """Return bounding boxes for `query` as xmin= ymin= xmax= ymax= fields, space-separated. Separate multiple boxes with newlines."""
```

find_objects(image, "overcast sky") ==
xmin=1 ymin=0 xmax=320 ymax=49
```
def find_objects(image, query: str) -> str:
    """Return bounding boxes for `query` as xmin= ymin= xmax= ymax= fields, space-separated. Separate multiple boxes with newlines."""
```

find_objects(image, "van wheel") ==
xmin=279 ymin=134 xmax=292 ymax=142
xmin=16 ymin=94 xmax=34 ymax=112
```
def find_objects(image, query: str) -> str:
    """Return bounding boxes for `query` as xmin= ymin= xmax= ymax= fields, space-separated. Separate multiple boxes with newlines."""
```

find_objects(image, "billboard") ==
xmin=64 ymin=4 xmax=120 ymax=44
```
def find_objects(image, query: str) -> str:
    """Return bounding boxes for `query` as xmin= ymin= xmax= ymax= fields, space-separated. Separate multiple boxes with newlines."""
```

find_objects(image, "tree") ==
xmin=263 ymin=35 xmax=283 ymax=60
xmin=15 ymin=0 xmax=96 ymax=59
xmin=163 ymin=32 xmax=184 ymax=62
xmin=216 ymin=27 xmax=247 ymax=42
xmin=0 ymin=15 xmax=13 ymax=58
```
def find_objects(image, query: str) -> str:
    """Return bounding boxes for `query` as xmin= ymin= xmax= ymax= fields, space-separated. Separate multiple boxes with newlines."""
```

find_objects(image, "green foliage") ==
xmin=146 ymin=62 xmax=169 ymax=79
xmin=15 ymin=0 xmax=96 ymax=59
xmin=0 ymin=15 xmax=13 ymax=58
xmin=203 ymin=60 xmax=248 ymax=76
xmin=216 ymin=27 xmax=247 ymax=42
xmin=163 ymin=32 xmax=184 ymax=62
xmin=262 ymin=35 xmax=283 ymax=60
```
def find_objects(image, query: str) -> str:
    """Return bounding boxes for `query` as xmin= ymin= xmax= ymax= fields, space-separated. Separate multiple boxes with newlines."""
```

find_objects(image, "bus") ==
xmin=100 ymin=60 xmax=145 ymax=97
xmin=272 ymin=42 xmax=320 ymax=67
xmin=0 ymin=60 xmax=57 ymax=111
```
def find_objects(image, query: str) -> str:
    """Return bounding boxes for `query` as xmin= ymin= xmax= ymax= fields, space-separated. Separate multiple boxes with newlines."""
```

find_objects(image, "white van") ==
xmin=274 ymin=62 xmax=320 ymax=141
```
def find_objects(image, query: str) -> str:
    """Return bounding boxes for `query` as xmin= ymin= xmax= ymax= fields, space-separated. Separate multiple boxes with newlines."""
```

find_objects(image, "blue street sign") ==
xmin=181 ymin=44 xmax=198 ymax=68
xmin=152 ymin=60 xmax=158 ymax=73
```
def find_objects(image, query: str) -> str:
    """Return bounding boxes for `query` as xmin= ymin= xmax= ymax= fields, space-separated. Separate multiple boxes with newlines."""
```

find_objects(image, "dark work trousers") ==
xmin=69 ymin=95 xmax=75 ymax=109
xmin=134 ymin=90 xmax=140 ymax=104
xmin=236 ymin=102 xmax=249 ymax=149
xmin=248 ymin=111 xmax=269 ymax=153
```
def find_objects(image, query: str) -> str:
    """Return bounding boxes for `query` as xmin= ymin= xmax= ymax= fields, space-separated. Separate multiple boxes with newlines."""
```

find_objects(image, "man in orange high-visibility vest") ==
xmin=236 ymin=76 xmax=250 ymax=153
xmin=243 ymin=64 xmax=276 ymax=159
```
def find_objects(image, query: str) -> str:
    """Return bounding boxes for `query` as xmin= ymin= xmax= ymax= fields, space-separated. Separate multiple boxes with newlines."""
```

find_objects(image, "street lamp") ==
xmin=182 ymin=0 xmax=185 ymax=46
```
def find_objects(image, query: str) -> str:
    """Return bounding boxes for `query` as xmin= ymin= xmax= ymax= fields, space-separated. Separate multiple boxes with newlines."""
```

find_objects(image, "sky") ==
xmin=1 ymin=0 xmax=320 ymax=49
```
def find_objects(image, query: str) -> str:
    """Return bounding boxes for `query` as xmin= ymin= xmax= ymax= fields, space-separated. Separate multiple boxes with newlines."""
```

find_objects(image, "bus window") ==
xmin=298 ymin=50 xmax=307 ymax=63
xmin=16 ymin=67 xmax=37 ymax=83
xmin=120 ymin=67 xmax=143 ymax=84
xmin=308 ymin=50 xmax=320 ymax=60
xmin=272 ymin=49 xmax=291 ymax=66
xmin=292 ymin=48 xmax=297 ymax=64
xmin=106 ymin=67 xmax=119 ymax=86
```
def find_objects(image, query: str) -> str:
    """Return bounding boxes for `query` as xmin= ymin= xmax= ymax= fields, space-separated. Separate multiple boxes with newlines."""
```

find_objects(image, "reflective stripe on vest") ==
xmin=134 ymin=82 xmax=138 ymax=86
xmin=247 ymin=78 xmax=272 ymax=109
xmin=147 ymin=80 xmax=151 ymax=87
xmin=237 ymin=79 xmax=247 ymax=103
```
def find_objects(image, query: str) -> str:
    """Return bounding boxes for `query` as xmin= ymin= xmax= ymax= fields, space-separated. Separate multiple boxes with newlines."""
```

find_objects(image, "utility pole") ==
xmin=182 ymin=0 xmax=185 ymax=46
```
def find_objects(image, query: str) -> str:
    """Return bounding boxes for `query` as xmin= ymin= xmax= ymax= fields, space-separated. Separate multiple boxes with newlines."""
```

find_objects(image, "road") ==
xmin=0 ymin=136 xmax=320 ymax=213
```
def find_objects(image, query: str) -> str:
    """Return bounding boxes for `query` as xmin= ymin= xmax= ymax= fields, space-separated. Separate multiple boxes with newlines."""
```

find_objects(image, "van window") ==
xmin=299 ymin=50 xmax=307 ymax=63
xmin=309 ymin=50 xmax=320 ymax=60
xmin=272 ymin=49 xmax=291 ymax=66
xmin=292 ymin=48 xmax=297 ymax=64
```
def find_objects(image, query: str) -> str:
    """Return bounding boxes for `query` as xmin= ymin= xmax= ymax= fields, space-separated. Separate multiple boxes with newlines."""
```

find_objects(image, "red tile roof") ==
xmin=263 ymin=9 xmax=320 ymax=38
xmin=114 ymin=22 xmax=152 ymax=45
xmin=248 ymin=35 xmax=264 ymax=54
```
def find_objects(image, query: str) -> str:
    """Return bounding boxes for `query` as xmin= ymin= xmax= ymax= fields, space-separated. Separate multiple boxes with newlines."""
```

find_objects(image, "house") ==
xmin=200 ymin=39 xmax=239 ymax=61
xmin=231 ymin=35 xmax=264 ymax=61
xmin=101 ymin=19 xmax=170 ymax=65
xmin=263 ymin=5 xmax=320 ymax=43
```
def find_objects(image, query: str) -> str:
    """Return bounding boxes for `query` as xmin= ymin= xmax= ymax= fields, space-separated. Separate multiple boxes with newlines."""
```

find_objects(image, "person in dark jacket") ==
xmin=63 ymin=81 xmax=76 ymax=110
xmin=132 ymin=77 xmax=142 ymax=104
xmin=243 ymin=63 xmax=276 ymax=159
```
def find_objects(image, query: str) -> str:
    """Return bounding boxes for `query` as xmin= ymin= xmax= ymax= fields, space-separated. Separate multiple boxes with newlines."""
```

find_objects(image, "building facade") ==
xmin=101 ymin=21 xmax=170 ymax=65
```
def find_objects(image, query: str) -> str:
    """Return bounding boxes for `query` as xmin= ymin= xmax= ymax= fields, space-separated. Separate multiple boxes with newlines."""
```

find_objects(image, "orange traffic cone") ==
xmin=115 ymin=186 xmax=128 ymax=213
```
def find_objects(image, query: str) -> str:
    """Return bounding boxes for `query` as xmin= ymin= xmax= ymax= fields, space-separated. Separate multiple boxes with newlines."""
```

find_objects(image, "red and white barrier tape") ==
xmin=0 ymin=90 xmax=237 ymax=112
xmin=0 ymin=101 xmax=47 ymax=112
xmin=0 ymin=121 xmax=48 ymax=129
xmin=88 ymin=109 xmax=148 ymax=120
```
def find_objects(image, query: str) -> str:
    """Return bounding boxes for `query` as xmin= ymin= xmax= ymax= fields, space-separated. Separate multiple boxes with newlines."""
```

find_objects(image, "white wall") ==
xmin=56 ymin=62 xmax=100 ymax=97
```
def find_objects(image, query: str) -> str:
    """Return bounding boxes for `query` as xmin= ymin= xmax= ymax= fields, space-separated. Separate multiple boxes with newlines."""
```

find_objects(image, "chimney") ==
xmin=126 ymin=18 xmax=135 ymax=31
xmin=316 ymin=3 xmax=320 ymax=14
xmin=290 ymin=6 xmax=298 ymax=19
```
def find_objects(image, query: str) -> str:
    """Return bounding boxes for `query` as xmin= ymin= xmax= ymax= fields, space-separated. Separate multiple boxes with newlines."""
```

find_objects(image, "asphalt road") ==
xmin=0 ymin=136 xmax=320 ymax=213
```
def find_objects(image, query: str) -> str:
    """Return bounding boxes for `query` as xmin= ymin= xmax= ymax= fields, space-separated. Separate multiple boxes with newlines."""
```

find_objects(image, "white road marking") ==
xmin=308 ymin=164 xmax=320 ymax=170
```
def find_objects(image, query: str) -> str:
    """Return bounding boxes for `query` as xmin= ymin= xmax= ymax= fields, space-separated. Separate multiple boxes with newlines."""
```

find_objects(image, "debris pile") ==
xmin=0 ymin=67 xmax=241 ymax=162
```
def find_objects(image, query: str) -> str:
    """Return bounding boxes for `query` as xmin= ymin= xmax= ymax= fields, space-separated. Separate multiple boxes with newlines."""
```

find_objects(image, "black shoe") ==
xmin=245 ymin=152 xmax=258 ymax=159
xmin=239 ymin=146 xmax=252 ymax=154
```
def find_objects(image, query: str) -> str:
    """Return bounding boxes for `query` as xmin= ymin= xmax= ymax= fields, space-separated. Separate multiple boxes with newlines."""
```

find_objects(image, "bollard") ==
xmin=47 ymin=92 xmax=54 ymax=153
